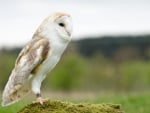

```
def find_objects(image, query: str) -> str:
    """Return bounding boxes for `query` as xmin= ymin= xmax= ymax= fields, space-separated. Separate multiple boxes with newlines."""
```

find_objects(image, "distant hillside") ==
xmin=1 ymin=35 xmax=150 ymax=91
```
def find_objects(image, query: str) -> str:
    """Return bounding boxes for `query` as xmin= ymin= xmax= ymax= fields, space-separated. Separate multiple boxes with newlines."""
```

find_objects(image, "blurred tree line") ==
xmin=1 ymin=35 xmax=150 ymax=92
xmin=76 ymin=35 xmax=150 ymax=60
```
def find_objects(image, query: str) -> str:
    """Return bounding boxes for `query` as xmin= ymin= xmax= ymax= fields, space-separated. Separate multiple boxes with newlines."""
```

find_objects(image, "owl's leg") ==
xmin=31 ymin=74 xmax=49 ymax=105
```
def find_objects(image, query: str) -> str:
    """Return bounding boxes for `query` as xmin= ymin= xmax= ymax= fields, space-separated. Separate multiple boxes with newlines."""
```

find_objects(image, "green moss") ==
xmin=18 ymin=100 xmax=124 ymax=113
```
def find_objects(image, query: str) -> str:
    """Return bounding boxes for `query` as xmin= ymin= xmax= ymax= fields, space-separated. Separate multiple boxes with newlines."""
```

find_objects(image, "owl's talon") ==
xmin=32 ymin=97 xmax=49 ymax=105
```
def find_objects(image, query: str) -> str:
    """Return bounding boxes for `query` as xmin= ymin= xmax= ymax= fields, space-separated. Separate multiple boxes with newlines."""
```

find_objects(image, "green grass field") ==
xmin=0 ymin=92 xmax=150 ymax=113
xmin=92 ymin=93 xmax=150 ymax=113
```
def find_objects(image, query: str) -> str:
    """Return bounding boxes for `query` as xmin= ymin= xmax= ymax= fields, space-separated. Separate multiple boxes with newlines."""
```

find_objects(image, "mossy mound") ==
xmin=18 ymin=100 xmax=124 ymax=113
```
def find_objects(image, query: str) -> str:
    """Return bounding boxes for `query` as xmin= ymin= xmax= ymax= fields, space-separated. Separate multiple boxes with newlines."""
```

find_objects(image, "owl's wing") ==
xmin=2 ymin=37 xmax=50 ymax=106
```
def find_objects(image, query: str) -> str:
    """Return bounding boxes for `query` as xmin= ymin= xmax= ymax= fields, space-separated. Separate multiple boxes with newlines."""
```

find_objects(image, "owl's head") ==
xmin=38 ymin=12 xmax=73 ymax=42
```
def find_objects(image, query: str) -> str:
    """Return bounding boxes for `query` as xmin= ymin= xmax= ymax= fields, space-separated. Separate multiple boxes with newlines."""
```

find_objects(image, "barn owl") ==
xmin=2 ymin=12 xmax=73 ymax=106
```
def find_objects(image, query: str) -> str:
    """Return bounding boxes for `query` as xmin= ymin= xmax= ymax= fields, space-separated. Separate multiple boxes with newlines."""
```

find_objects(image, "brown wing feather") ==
xmin=2 ymin=37 xmax=50 ymax=106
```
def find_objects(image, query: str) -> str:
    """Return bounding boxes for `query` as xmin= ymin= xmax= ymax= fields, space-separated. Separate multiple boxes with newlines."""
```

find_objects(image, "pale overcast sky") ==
xmin=0 ymin=0 xmax=150 ymax=47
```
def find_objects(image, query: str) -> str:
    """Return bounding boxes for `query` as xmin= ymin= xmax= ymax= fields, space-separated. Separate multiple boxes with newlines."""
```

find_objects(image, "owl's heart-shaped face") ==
xmin=40 ymin=13 xmax=73 ymax=42
xmin=54 ymin=14 xmax=73 ymax=41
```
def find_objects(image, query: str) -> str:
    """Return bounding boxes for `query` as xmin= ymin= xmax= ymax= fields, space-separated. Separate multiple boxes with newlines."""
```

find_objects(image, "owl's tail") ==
xmin=1 ymin=71 xmax=31 ymax=107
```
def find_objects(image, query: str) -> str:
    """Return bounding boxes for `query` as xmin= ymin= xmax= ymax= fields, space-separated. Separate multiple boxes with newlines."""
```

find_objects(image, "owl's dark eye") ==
xmin=59 ymin=23 xmax=65 ymax=27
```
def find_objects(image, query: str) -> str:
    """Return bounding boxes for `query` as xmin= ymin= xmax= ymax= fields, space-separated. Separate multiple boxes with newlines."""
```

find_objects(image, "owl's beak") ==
xmin=67 ymin=31 xmax=71 ymax=37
